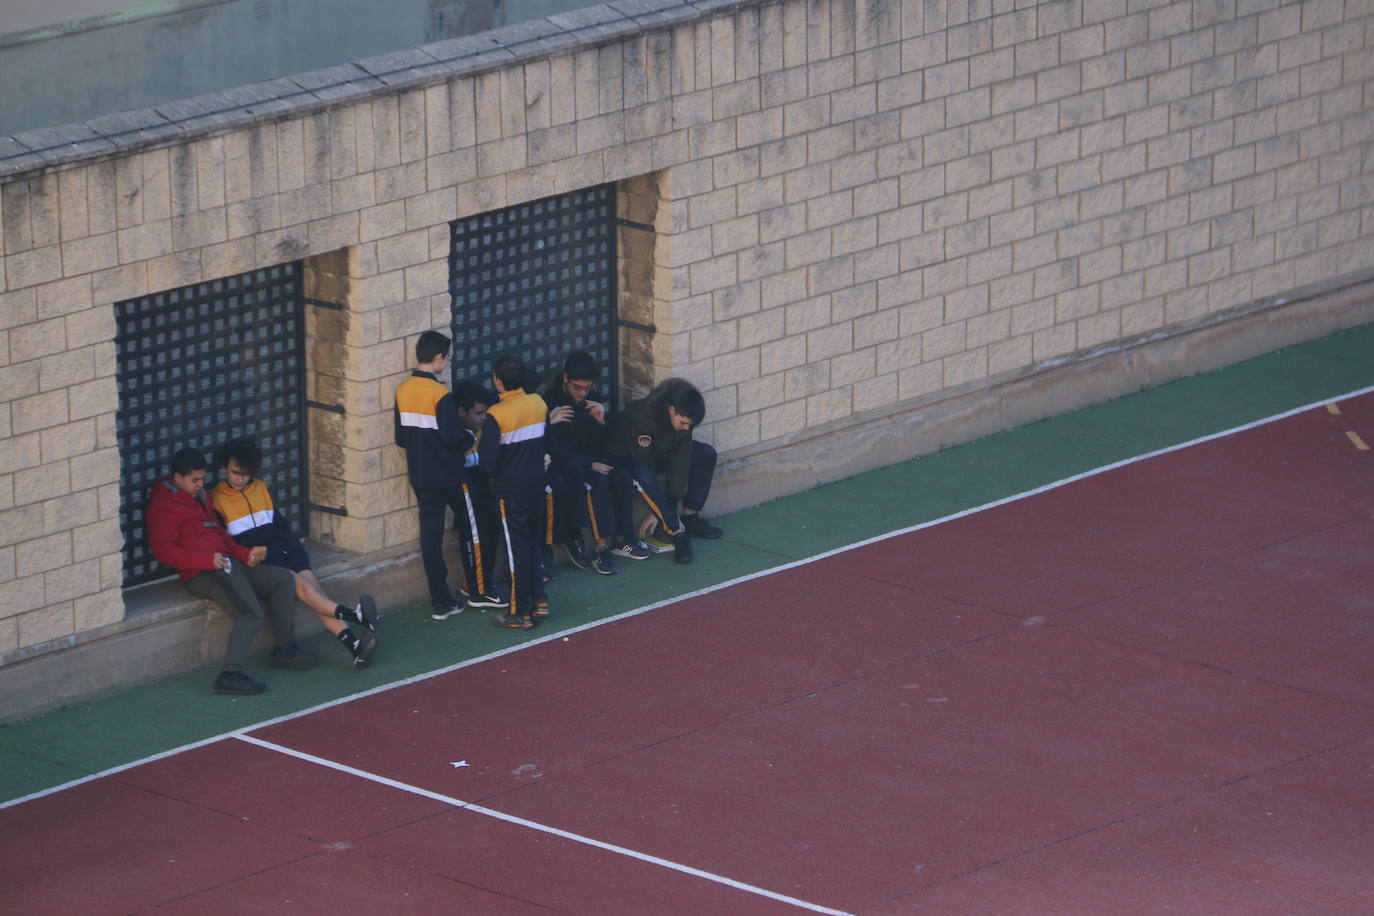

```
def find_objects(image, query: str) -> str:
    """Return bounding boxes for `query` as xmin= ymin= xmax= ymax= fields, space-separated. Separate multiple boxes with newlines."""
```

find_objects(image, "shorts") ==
xmin=263 ymin=538 xmax=312 ymax=573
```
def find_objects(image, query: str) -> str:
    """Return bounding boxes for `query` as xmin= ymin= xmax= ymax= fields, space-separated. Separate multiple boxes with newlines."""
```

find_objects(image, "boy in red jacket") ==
xmin=146 ymin=447 xmax=311 ymax=695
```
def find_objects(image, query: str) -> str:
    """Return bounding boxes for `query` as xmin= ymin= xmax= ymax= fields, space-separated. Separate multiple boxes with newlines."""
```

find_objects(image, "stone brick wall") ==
xmin=1 ymin=0 xmax=1372 ymax=663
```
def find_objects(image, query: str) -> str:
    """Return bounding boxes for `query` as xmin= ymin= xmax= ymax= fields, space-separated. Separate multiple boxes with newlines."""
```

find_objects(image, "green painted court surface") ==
xmin=2 ymin=323 xmax=1372 ymax=807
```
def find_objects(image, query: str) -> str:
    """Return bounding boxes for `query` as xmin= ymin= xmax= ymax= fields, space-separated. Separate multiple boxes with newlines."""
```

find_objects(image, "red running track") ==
xmin=5 ymin=396 xmax=1374 ymax=913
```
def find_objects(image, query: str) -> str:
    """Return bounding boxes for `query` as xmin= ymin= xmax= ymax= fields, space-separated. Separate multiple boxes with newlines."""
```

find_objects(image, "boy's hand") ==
xmin=585 ymin=400 xmax=606 ymax=424
xmin=247 ymin=546 xmax=267 ymax=567
xmin=213 ymin=552 xmax=231 ymax=571
xmin=591 ymin=461 xmax=612 ymax=475
xmin=549 ymin=405 xmax=574 ymax=424
xmin=638 ymin=515 xmax=659 ymax=538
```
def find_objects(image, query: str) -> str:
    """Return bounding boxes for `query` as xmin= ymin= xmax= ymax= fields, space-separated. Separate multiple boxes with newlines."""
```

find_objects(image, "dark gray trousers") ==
xmin=186 ymin=563 xmax=297 ymax=669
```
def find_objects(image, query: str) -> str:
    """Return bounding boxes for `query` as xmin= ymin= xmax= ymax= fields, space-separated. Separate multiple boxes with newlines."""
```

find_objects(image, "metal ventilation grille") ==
xmin=114 ymin=264 xmax=307 ymax=586
xmin=448 ymin=183 xmax=618 ymax=405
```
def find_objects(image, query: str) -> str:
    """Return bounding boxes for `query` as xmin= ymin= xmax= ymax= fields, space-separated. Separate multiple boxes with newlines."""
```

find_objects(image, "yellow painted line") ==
xmin=1346 ymin=430 xmax=1369 ymax=451
xmin=1326 ymin=403 xmax=1341 ymax=415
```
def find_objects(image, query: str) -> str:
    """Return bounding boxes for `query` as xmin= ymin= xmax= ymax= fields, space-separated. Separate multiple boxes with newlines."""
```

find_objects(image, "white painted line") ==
xmin=235 ymin=734 xmax=852 ymax=915
xmin=6 ymin=383 xmax=1372 ymax=815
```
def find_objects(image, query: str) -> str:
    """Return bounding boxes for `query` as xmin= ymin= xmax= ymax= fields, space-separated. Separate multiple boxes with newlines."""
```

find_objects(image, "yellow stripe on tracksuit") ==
xmin=633 ymin=479 xmax=683 ymax=536
xmin=545 ymin=485 xmax=554 ymax=545
xmin=461 ymin=483 xmax=484 ymax=595
xmin=585 ymin=483 xmax=601 ymax=543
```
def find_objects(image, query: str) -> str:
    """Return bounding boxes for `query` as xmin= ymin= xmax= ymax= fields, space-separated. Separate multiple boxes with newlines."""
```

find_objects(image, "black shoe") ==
xmin=268 ymin=643 xmax=318 ymax=670
xmin=673 ymin=532 xmax=694 ymax=564
xmin=563 ymin=539 xmax=590 ymax=569
xmin=681 ymin=514 xmax=724 ymax=538
xmin=466 ymin=590 xmax=509 ymax=610
xmin=490 ymin=612 xmax=534 ymax=630
xmin=354 ymin=594 xmax=380 ymax=631
xmin=432 ymin=602 xmax=464 ymax=620
xmin=214 ymin=670 xmax=266 ymax=695
xmin=591 ymin=546 xmax=619 ymax=575
xmin=353 ymin=630 xmax=378 ymax=670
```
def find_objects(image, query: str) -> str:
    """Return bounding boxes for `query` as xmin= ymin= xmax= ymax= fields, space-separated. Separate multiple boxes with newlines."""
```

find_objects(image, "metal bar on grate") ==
xmin=114 ymin=263 xmax=308 ymax=587
xmin=448 ymin=184 xmax=618 ymax=407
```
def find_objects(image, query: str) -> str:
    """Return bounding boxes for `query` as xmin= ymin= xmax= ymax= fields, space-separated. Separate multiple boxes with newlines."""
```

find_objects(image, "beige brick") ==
xmin=405 ymin=188 xmax=456 ymax=231
xmin=0 ymin=574 xmax=46 ymax=619
xmin=13 ymin=457 xmax=71 ymax=507
xmin=70 ymin=447 xmax=119 ymax=487
xmin=45 ymin=558 xmax=100 ymax=605
xmin=17 ymin=603 xmax=74 ymax=647
xmin=17 ymin=530 xmax=72 ymax=577
xmin=13 ymin=388 xmax=68 ymax=434
xmin=40 ymin=416 xmax=96 ymax=461
xmin=35 ymin=340 xmax=93 ymax=389
xmin=74 ymin=587 xmax=124 ymax=631
xmin=6 ymin=244 xmax=63 ymax=288
xmin=41 ymin=489 xmax=98 ymax=536
xmin=757 ymin=398 xmax=802 ymax=441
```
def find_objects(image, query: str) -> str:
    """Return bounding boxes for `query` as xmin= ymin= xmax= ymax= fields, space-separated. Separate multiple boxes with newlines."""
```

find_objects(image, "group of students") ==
xmin=145 ymin=329 xmax=722 ymax=695
xmin=395 ymin=330 xmax=723 ymax=629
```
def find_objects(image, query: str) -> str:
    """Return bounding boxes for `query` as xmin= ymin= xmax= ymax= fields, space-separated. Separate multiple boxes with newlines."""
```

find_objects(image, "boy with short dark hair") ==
xmin=478 ymin=353 xmax=548 ymax=629
xmin=451 ymin=380 xmax=504 ymax=608
xmin=209 ymin=439 xmax=380 ymax=669
xmin=606 ymin=377 xmax=723 ymax=565
xmin=543 ymin=350 xmax=622 ymax=575
xmin=395 ymin=330 xmax=506 ymax=619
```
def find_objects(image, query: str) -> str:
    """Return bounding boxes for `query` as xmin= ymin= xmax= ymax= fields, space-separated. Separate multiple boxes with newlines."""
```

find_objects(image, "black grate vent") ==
xmin=448 ymin=184 xmax=618 ymax=405
xmin=114 ymin=264 xmax=307 ymax=587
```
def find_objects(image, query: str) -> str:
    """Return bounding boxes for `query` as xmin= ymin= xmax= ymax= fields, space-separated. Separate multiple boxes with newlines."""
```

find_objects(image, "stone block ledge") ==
xmin=0 ymin=537 xmax=436 ymax=725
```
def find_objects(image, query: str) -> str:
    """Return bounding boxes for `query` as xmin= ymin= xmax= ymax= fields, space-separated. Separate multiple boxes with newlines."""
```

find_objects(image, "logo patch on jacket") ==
xmin=636 ymin=434 xmax=653 ymax=448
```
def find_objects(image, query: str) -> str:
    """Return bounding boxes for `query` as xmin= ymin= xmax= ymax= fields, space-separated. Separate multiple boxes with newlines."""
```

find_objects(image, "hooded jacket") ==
xmin=146 ymin=477 xmax=252 ymax=580
xmin=606 ymin=378 xmax=697 ymax=500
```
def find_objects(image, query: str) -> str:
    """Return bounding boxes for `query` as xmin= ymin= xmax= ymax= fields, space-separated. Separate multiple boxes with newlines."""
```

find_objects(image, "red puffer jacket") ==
xmin=146 ymin=477 xmax=251 ymax=580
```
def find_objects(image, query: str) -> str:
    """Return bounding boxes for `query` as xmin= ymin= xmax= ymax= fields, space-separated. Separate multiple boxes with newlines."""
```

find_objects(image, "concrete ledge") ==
xmin=0 ymin=537 xmax=439 ymax=725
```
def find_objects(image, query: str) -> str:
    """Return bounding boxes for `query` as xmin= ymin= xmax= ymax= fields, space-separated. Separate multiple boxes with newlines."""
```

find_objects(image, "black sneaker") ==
xmin=268 ymin=643 xmax=318 ymax=670
xmin=214 ymin=670 xmax=267 ymax=695
xmin=611 ymin=538 xmax=652 ymax=560
xmin=672 ymin=532 xmax=694 ymax=564
xmin=591 ymin=546 xmax=619 ymax=575
xmin=354 ymin=594 xmax=380 ymax=631
xmin=353 ymin=630 xmax=378 ymax=670
xmin=563 ymin=539 xmax=590 ymax=569
xmin=681 ymin=514 xmax=724 ymax=539
xmin=490 ymin=612 xmax=534 ymax=630
xmin=431 ymin=603 xmax=464 ymax=620
xmin=467 ymin=590 xmax=509 ymax=610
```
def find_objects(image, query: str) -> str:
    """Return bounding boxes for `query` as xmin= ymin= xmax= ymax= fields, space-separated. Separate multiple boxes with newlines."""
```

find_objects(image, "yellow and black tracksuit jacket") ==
xmin=394 ymin=369 xmax=472 ymax=489
xmin=208 ymin=478 xmax=294 ymax=548
xmin=478 ymin=387 xmax=547 ymax=500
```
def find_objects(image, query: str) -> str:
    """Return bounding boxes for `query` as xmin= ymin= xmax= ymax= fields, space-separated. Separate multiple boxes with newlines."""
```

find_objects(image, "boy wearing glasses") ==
xmin=542 ymin=350 xmax=629 ymax=574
